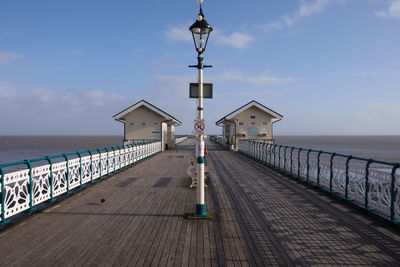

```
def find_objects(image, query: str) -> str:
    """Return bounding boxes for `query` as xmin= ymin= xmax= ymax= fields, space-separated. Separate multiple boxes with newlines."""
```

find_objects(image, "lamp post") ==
xmin=189 ymin=0 xmax=213 ymax=217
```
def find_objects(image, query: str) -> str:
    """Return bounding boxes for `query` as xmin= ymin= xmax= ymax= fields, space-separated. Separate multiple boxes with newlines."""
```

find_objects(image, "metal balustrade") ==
xmin=0 ymin=140 xmax=162 ymax=225
xmin=238 ymin=140 xmax=400 ymax=223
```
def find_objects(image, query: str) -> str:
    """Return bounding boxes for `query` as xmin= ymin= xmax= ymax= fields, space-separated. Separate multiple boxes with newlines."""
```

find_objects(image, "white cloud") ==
xmin=376 ymin=0 xmax=400 ymax=18
xmin=0 ymin=81 xmax=127 ymax=134
xmin=213 ymin=31 xmax=254 ymax=49
xmin=213 ymin=70 xmax=296 ymax=86
xmin=165 ymin=25 xmax=192 ymax=42
xmin=356 ymin=71 xmax=379 ymax=77
xmin=0 ymin=82 xmax=123 ymax=112
xmin=68 ymin=49 xmax=83 ymax=55
xmin=0 ymin=52 xmax=23 ymax=65
xmin=165 ymin=24 xmax=254 ymax=49
xmin=262 ymin=0 xmax=343 ymax=32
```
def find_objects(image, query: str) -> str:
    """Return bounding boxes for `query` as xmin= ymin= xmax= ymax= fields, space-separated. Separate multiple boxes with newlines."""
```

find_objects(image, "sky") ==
xmin=0 ymin=0 xmax=400 ymax=136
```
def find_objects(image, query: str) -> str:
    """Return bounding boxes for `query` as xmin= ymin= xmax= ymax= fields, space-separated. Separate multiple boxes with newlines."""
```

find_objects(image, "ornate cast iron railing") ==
xmin=238 ymin=140 xmax=400 ymax=223
xmin=0 ymin=140 xmax=162 ymax=225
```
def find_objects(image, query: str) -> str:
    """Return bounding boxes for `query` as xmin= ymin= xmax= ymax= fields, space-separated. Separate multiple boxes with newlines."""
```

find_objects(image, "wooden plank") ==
xmin=1 ymin=139 xmax=400 ymax=266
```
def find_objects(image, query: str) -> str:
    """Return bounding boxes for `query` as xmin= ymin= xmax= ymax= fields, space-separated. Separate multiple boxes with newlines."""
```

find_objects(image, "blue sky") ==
xmin=1 ymin=0 xmax=400 ymax=135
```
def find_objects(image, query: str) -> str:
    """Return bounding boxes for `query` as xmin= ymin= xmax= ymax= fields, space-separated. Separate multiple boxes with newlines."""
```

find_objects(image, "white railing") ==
xmin=238 ymin=140 xmax=400 ymax=223
xmin=0 ymin=140 xmax=162 ymax=224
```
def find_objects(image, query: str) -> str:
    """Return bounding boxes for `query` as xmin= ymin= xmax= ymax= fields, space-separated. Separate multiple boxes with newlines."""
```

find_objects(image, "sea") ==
xmin=0 ymin=135 xmax=400 ymax=168
xmin=0 ymin=136 xmax=123 ymax=166
xmin=274 ymin=135 xmax=400 ymax=163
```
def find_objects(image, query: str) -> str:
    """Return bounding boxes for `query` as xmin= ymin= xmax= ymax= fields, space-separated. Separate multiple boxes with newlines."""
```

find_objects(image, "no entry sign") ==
xmin=193 ymin=119 xmax=205 ymax=135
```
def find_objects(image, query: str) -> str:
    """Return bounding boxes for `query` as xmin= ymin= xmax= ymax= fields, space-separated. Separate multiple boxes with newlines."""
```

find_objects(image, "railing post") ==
xmin=263 ymin=143 xmax=268 ymax=164
xmin=24 ymin=160 xmax=36 ymax=212
xmin=390 ymin=163 xmax=400 ymax=222
xmin=290 ymin=147 xmax=295 ymax=176
xmin=128 ymin=144 xmax=133 ymax=165
xmin=345 ymin=155 xmax=352 ymax=200
xmin=276 ymin=144 xmax=280 ymax=169
xmin=117 ymin=145 xmax=122 ymax=170
xmin=111 ymin=147 xmax=116 ymax=173
xmin=298 ymin=148 xmax=302 ymax=180
xmin=97 ymin=148 xmax=102 ymax=180
xmin=88 ymin=150 xmax=93 ymax=183
xmin=133 ymin=143 xmax=138 ymax=163
xmin=317 ymin=151 xmax=322 ymax=187
xmin=273 ymin=144 xmax=277 ymax=167
xmin=45 ymin=157 xmax=54 ymax=202
xmin=0 ymin=167 xmax=8 ymax=225
xmin=269 ymin=143 xmax=273 ymax=166
xmin=365 ymin=159 xmax=374 ymax=210
xmin=105 ymin=148 xmax=110 ymax=176
xmin=329 ymin=153 xmax=336 ymax=192
xmin=283 ymin=146 xmax=288 ymax=173
xmin=62 ymin=154 xmax=70 ymax=194
xmin=306 ymin=149 xmax=311 ymax=183
xmin=76 ymin=151 xmax=83 ymax=188
xmin=278 ymin=146 xmax=282 ymax=170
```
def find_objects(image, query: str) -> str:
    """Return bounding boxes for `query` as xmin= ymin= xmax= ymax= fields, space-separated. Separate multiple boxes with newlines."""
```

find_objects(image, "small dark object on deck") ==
xmin=100 ymin=198 xmax=105 ymax=203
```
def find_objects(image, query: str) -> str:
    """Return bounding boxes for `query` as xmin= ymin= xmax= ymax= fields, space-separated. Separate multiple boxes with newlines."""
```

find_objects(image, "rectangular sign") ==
xmin=189 ymin=83 xmax=213 ymax=98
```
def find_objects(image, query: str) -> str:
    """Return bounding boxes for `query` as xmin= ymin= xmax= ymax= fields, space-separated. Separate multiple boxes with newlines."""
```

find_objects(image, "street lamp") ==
xmin=189 ymin=1 xmax=213 ymax=218
xmin=189 ymin=6 xmax=213 ymax=54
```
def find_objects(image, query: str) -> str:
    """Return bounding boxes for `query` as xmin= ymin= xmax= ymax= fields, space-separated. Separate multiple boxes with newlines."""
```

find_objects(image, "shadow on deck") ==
xmin=0 ymin=138 xmax=399 ymax=266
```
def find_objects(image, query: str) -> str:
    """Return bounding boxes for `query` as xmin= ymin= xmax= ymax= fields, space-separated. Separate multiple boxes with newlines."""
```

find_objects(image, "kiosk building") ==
xmin=216 ymin=100 xmax=283 ymax=149
xmin=113 ymin=100 xmax=181 ymax=150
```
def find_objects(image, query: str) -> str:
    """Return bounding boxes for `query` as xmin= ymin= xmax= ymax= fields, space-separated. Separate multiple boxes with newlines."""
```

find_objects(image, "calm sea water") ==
xmin=274 ymin=135 xmax=400 ymax=163
xmin=0 ymin=136 xmax=123 ymax=165
xmin=1 ymin=135 xmax=399 ymax=167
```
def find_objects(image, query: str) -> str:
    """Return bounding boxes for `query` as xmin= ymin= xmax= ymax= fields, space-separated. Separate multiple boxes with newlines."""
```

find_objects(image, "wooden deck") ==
xmin=0 ymin=139 xmax=400 ymax=266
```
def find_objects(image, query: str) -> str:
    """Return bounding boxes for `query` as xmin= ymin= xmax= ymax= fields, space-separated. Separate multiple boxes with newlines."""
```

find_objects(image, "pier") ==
xmin=0 ymin=139 xmax=400 ymax=266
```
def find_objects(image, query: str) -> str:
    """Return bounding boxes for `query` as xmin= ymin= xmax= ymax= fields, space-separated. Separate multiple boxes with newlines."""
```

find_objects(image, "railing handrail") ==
xmin=238 ymin=139 xmax=399 ymax=167
xmin=0 ymin=140 xmax=162 ymax=225
xmin=0 ymin=140 xmax=160 ymax=171
xmin=238 ymin=139 xmax=400 ymax=223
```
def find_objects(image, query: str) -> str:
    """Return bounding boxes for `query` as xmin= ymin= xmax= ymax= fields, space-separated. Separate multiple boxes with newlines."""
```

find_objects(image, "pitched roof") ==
xmin=216 ymin=100 xmax=283 ymax=125
xmin=113 ymin=100 xmax=182 ymax=125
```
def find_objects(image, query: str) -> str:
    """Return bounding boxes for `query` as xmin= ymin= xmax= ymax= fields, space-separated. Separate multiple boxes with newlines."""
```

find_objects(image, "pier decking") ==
xmin=0 ymin=139 xmax=399 ymax=266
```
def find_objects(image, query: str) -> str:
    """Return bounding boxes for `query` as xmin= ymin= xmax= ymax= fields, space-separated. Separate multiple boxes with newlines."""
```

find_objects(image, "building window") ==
xmin=129 ymin=122 xmax=134 ymax=126
xmin=250 ymin=115 xmax=255 ymax=119
xmin=251 ymin=122 xmax=256 ymax=126
xmin=238 ymin=122 xmax=244 ymax=126
xmin=141 ymin=122 xmax=146 ymax=126
xmin=153 ymin=122 xmax=159 ymax=126
xmin=248 ymin=128 xmax=258 ymax=136
xmin=152 ymin=131 xmax=160 ymax=136
xmin=262 ymin=122 xmax=268 ymax=126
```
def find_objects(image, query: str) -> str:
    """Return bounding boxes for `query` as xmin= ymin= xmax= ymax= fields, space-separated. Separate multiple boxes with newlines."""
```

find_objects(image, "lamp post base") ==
xmin=184 ymin=211 xmax=215 ymax=220
xmin=195 ymin=204 xmax=207 ymax=217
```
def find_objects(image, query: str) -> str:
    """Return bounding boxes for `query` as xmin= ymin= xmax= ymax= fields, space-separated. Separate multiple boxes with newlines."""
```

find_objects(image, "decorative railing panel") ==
xmin=238 ymin=140 xmax=400 ymax=223
xmin=0 ymin=140 xmax=161 ymax=224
